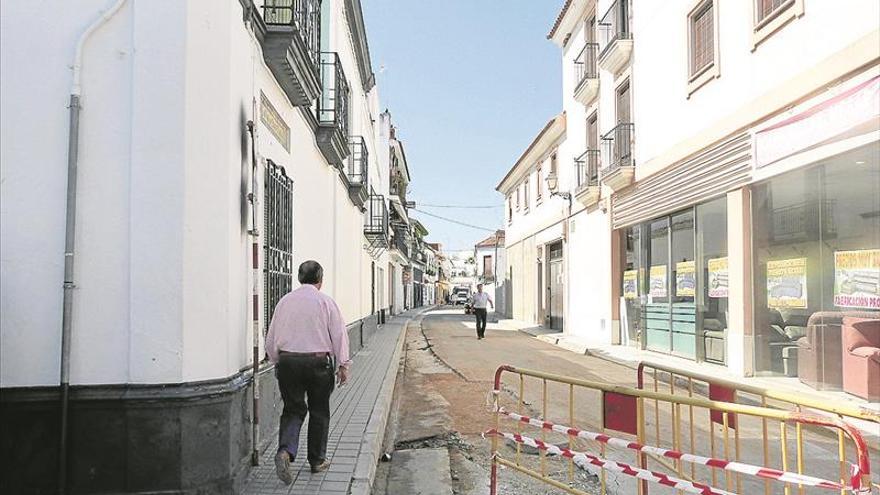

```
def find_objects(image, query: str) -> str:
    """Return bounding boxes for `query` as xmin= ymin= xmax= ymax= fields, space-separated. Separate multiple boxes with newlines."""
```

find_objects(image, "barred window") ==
xmin=264 ymin=160 xmax=294 ymax=334
xmin=690 ymin=1 xmax=714 ymax=76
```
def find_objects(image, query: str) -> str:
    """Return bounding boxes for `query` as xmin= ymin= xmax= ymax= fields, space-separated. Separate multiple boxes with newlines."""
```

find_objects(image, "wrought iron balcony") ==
xmin=260 ymin=0 xmax=321 ymax=106
xmin=346 ymin=136 xmax=369 ymax=208
xmin=316 ymin=52 xmax=351 ymax=168
xmin=573 ymin=43 xmax=599 ymax=105
xmin=391 ymin=225 xmax=410 ymax=257
xmin=363 ymin=190 xmax=389 ymax=250
xmin=600 ymin=123 xmax=635 ymax=191
xmin=598 ymin=0 xmax=633 ymax=74
xmin=574 ymin=150 xmax=601 ymax=206
xmin=576 ymin=150 xmax=601 ymax=188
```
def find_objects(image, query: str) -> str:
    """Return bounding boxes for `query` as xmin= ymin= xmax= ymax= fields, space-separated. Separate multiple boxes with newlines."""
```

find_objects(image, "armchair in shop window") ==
xmin=841 ymin=317 xmax=880 ymax=402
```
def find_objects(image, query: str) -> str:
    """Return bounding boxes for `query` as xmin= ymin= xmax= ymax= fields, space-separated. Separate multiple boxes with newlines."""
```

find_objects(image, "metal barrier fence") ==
xmin=487 ymin=364 xmax=874 ymax=495
xmin=637 ymin=361 xmax=880 ymax=494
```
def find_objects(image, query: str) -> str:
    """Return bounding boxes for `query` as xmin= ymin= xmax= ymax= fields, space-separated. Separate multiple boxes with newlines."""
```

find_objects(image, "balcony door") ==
xmin=587 ymin=113 xmax=597 ymax=149
xmin=616 ymin=81 xmax=631 ymax=124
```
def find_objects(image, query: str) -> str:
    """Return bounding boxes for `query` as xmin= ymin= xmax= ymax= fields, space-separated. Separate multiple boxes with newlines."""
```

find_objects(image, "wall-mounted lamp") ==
xmin=545 ymin=172 xmax=571 ymax=201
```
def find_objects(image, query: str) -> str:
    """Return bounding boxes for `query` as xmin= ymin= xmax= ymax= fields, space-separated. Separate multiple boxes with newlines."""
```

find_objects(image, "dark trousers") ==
xmin=276 ymin=354 xmax=335 ymax=465
xmin=474 ymin=308 xmax=488 ymax=338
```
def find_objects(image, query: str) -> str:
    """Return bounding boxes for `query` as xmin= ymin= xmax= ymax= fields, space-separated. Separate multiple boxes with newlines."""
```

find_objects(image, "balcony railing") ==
xmin=316 ymin=52 xmax=350 ymax=167
xmin=318 ymin=52 xmax=350 ymax=136
xmin=575 ymin=149 xmax=601 ymax=188
xmin=602 ymin=123 xmax=634 ymax=171
xmin=598 ymin=0 xmax=631 ymax=57
xmin=364 ymin=190 xmax=388 ymax=249
xmin=260 ymin=0 xmax=321 ymax=106
xmin=262 ymin=0 xmax=320 ymax=74
xmin=391 ymin=226 xmax=410 ymax=256
xmin=574 ymin=43 xmax=599 ymax=88
xmin=347 ymin=137 xmax=368 ymax=186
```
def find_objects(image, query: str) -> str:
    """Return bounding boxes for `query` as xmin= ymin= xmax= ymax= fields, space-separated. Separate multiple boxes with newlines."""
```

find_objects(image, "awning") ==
xmin=390 ymin=198 xmax=409 ymax=225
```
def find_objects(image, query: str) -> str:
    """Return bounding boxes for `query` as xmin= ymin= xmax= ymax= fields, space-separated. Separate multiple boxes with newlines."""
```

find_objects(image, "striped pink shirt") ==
xmin=265 ymin=284 xmax=351 ymax=369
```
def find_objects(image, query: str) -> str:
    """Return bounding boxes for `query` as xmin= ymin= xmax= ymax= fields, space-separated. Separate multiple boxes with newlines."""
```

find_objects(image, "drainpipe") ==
xmin=59 ymin=1 xmax=128 ymax=493
xmin=247 ymin=120 xmax=261 ymax=466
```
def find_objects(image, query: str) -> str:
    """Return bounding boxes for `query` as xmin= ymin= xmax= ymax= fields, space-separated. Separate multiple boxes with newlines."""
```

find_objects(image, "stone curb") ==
xmin=349 ymin=306 xmax=435 ymax=495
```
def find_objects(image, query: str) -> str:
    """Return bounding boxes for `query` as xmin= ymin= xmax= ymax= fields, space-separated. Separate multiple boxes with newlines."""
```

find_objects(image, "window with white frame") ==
xmin=523 ymin=175 xmax=530 ymax=213
xmin=686 ymin=0 xmax=720 ymax=96
xmin=756 ymin=0 xmax=791 ymax=24
xmin=536 ymin=164 xmax=543 ymax=203
xmin=751 ymin=0 xmax=803 ymax=49
xmin=689 ymin=1 xmax=714 ymax=77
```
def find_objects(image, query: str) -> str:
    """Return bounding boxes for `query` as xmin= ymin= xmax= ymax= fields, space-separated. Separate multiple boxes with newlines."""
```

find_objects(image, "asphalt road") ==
xmin=372 ymin=308 xmax=875 ymax=495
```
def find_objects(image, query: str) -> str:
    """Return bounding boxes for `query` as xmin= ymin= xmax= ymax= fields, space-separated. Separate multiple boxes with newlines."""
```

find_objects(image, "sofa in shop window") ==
xmin=797 ymin=311 xmax=880 ymax=392
xmin=765 ymin=308 xmax=808 ymax=377
xmin=841 ymin=316 xmax=880 ymax=402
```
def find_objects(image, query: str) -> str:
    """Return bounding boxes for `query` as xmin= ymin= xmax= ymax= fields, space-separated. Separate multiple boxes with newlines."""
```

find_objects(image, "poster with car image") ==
xmin=623 ymin=270 xmax=638 ymax=299
xmin=650 ymin=265 xmax=667 ymax=298
xmin=708 ymin=257 xmax=729 ymax=298
xmin=675 ymin=261 xmax=695 ymax=297
xmin=833 ymin=249 xmax=880 ymax=309
xmin=767 ymin=258 xmax=807 ymax=309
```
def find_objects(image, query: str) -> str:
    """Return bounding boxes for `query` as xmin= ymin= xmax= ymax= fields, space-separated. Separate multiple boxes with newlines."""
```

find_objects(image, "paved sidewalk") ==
xmin=244 ymin=309 xmax=422 ymax=494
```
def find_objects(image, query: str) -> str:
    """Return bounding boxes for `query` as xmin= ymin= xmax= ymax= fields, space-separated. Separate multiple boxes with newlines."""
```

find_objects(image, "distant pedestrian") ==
xmin=265 ymin=260 xmax=351 ymax=485
xmin=471 ymin=283 xmax=494 ymax=339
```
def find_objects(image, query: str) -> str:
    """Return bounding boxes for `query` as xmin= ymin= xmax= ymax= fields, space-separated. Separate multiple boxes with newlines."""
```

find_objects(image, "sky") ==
xmin=361 ymin=1 xmax=563 ymax=254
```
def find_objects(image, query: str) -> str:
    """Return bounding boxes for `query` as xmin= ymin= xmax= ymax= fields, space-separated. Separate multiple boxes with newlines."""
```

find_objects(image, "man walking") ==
xmin=265 ymin=260 xmax=351 ymax=484
xmin=471 ymin=283 xmax=494 ymax=339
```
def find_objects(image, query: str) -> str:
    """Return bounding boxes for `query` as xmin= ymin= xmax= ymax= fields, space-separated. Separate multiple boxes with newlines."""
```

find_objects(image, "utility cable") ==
xmin=410 ymin=208 xmax=498 ymax=232
xmin=418 ymin=203 xmax=502 ymax=209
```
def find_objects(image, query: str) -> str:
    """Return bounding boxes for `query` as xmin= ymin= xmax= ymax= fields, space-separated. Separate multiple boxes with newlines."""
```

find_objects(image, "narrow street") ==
xmin=372 ymin=308 xmax=626 ymax=495
xmin=371 ymin=308 xmax=879 ymax=495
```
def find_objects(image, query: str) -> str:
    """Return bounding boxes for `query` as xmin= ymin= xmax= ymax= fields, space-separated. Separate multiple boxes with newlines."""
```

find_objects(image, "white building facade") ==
xmin=0 ymin=0 xmax=410 ymax=492
xmin=503 ymin=0 xmax=879 ymax=401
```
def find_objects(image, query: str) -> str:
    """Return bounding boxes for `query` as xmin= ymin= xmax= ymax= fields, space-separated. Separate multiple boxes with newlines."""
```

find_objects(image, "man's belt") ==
xmin=279 ymin=351 xmax=331 ymax=358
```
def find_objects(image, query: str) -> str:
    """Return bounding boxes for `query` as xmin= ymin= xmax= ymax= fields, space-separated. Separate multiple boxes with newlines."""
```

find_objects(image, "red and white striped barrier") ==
xmin=497 ymin=408 xmax=863 ymax=492
xmin=486 ymin=429 xmax=736 ymax=495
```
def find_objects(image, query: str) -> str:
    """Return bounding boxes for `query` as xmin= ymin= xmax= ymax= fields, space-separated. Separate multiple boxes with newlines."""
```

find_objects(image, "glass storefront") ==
xmin=751 ymin=144 xmax=880 ymax=389
xmin=620 ymin=196 xmax=728 ymax=362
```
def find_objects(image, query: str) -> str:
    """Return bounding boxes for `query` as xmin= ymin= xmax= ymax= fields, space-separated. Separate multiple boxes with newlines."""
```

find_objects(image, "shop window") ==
xmin=751 ymin=144 xmax=880 ymax=391
xmin=696 ymin=197 xmax=728 ymax=364
xmin=621 ymin=226 xmax=642 ymax=346
xmin=621 ymin=197 xmax=727 ymax=361
xmin=645 ymin=218 xmax=670 ymax=353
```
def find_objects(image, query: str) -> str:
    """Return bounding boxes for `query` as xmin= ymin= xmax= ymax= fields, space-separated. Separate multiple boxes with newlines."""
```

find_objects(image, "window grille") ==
xmin=264 ymin=160 xmax=294 ymax=334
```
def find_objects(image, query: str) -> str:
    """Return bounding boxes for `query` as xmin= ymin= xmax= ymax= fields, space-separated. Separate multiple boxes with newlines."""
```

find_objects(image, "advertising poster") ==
xmin=623 ymin=270 xmax=638 ymax=299
xmin=834 ymin=249 xmax=880 ymax=309
xmin=650 ymin=265 xmax=667 ymax=298
xmin=767 ymin=258 xmax=807 ymax=309
xmin=675 ymin=261 xmax=696 ymax=297
xmin=708 ymin=257 xmax=729 ymax=298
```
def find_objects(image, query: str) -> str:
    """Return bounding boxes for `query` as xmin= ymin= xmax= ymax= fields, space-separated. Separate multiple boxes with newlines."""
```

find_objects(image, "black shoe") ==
xmin=310 ymin=459 xmax=331 ymax=473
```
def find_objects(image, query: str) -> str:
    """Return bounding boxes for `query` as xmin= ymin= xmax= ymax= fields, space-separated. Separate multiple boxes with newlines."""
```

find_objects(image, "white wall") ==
xmin=632 ymin=0 xmax=880 ymax=167
xmin=1 ymin=0 xmax=388 ymax=388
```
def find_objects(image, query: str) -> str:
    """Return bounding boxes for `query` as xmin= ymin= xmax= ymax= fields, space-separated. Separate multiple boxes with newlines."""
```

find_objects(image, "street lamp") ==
xmin=545 ymin=172 xmax=571 ymax=201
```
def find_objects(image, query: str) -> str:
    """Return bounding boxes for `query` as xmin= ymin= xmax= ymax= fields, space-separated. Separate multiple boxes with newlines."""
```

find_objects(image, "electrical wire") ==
xmin=418 ymin=203 xmax=502 ymax=209
xmin=410 ymin=208 xmax=498 ymax=232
